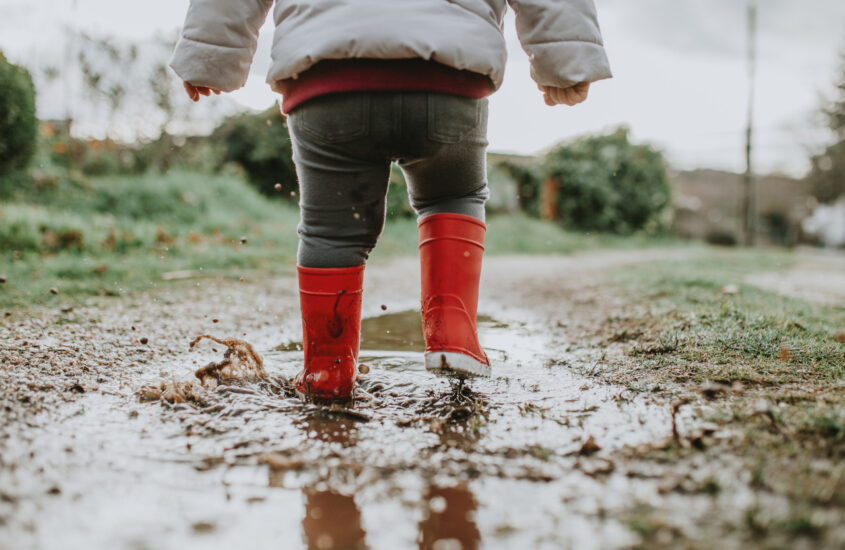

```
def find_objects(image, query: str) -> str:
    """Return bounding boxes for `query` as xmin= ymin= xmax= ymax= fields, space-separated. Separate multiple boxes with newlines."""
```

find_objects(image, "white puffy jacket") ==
xmin=170 ymin=0 xmax=611 ymax=94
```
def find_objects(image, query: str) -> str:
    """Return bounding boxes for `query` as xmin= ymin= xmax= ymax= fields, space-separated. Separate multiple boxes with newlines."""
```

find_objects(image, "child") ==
xmin=171 ymin=0 xmax=611 ymax=402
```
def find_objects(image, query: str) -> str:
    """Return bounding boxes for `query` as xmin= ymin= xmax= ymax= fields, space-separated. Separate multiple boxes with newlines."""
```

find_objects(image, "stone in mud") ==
xmin=190 ymin=334 xmax=266 ymax=387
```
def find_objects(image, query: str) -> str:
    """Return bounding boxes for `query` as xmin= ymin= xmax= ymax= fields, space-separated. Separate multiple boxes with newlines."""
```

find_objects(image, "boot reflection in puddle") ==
xmin=296 ymin=411 xmax=361 ymax=448
xmin=418 ymin=484 xmax=480 ymax=550
xmin=302 ymin=410 xmax=369 ymax=549
xmin=303 ymin=488 xmax=368 ymax=550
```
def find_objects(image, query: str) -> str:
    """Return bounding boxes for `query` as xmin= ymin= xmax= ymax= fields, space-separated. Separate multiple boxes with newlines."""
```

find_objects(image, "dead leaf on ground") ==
xmin=578 ymin=435 xmax=601 ymax=455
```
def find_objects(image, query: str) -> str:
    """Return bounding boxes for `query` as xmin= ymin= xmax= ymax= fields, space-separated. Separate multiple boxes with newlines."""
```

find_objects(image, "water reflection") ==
xmin=294 ymin=482 xmax=482 ymax=550
xmin=302 ymin=488 xmax=368 ymax=550
xmin=263 ymin=404 xmax=483 ymax=549
xmin=359 ymin=310 xmax=425 ymax=351
xmin=419 ymin=485 xmax=481 ymax=550
xmin=296 ymin=410 xmax=361 ymax=447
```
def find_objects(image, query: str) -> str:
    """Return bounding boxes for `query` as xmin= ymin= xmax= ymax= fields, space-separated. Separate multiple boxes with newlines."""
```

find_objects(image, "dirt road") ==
xmin=1 ymin=249 xmax=841 ymax=549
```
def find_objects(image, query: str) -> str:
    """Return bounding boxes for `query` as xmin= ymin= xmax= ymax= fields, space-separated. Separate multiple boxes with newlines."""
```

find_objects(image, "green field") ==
xmin=0 ymin=170 xmax=683 ymax=309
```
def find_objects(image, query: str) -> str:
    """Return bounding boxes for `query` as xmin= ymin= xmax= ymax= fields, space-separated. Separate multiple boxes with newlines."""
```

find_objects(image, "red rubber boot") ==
xmin=419 ymin=213 xmax=491 ymax=377
xmin=295 ymin=265 xmax=364 ymax=401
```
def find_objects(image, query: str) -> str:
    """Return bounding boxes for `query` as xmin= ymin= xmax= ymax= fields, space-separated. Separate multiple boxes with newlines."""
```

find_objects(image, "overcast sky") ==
xmin=1 ymin=0 xmax=844 ymax=175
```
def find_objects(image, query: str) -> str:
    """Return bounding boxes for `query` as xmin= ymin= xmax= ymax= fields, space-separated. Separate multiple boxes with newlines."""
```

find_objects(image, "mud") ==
xmin=1 ymin=250 xmax=841 ymax=549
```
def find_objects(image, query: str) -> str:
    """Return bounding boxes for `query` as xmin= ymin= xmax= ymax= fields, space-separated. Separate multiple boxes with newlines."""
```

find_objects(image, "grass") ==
xmin=591 ymin=249 xmax=845 ymax=543
xmin=0 ymin=170 xmax=682 ymax=309
xmin=0 ymin=170 xmax=299 ymax=308
xmin=608 ymin=251 xmax=844 ymax=387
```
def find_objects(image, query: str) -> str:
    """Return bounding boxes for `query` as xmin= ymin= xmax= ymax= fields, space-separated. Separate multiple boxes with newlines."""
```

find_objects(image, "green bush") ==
xmin=807 ymin=54 xmax=845 ymax=203
xmin=544 ymin=128 xmax=671 ymax=234
xmin=0 ymin=52 xmax=37 ymax=173
xmin=0 ymin=171 xmax=292 ymax=255
xmin=212 ymin=105 xmax=298 ymax=198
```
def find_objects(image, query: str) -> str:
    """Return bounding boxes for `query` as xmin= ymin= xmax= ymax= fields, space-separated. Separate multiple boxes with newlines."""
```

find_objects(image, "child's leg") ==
xmin=399 ymin=133 xmax=489 ymax=221
xmin=398 ymin=95 xmax=491 ymax=377
xmin=289 ymin=104 xmax=391 ymax=269
xmin=286 ymin=94 xmax=392 ymax=400
xmin=401 ymin=143 xmax=489 ymax=221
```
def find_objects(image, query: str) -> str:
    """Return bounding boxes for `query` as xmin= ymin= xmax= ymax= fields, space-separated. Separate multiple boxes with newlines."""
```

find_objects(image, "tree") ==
xmin=0 ymin=52 xmax=37 ymax=173
xmin=807 ymin=53 xmax=845 ymax=204
xmin=212 ymin=106 xmax=298 ymax=197
xmin=543 ymin=127 xmax=671 ymax=234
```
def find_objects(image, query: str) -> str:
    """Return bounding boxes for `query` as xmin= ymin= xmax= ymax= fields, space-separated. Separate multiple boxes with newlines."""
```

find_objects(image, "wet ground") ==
xmin=0 ymin=250 xmax=840 ymax=549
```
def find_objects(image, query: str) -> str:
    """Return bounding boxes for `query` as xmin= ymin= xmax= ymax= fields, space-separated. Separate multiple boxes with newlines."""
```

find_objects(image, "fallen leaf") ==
xmin=578 ymin=435 xmax=601 ymax=455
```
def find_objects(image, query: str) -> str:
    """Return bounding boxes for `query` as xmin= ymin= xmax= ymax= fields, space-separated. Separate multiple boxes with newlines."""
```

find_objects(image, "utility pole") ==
xmin=742 ymin=2 xmax=758 ymax=246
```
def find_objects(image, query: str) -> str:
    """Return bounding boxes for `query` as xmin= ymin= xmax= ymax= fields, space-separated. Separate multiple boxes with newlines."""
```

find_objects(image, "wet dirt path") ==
xmin=2 ymin=249 xmax=752 ymax=550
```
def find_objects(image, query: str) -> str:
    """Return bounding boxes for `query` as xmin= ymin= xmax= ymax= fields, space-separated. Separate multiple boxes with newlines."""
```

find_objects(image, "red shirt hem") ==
xmin=276 ymin=59 xmax=494 ymax=114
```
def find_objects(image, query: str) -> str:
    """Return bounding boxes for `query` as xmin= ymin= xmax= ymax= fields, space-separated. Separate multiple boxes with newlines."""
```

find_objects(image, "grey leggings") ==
xmin=287 ymin=91 xmax=490 ymax=268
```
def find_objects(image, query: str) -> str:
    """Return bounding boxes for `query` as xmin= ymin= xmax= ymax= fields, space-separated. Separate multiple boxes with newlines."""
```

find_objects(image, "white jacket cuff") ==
xmin=170 ymin=37 xmax=255 ymax=92
xmin=528 ymin=41 xmax=612 ymax=88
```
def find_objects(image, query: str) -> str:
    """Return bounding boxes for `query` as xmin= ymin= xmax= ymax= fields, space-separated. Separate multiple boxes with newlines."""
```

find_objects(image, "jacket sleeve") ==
xmin=169 ymin=0 xmax=274 ymax=92
xmin=507 ymin=0 xmax=612 ymax=88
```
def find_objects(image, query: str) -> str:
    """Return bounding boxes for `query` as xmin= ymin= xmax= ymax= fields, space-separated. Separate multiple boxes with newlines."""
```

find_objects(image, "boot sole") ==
xmin=425 ymin=351 xmax=491 ymax=378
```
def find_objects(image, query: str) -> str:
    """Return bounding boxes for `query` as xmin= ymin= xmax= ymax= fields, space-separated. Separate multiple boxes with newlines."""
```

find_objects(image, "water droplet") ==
xmin=428 ymin=495 xmax=447 ymax=513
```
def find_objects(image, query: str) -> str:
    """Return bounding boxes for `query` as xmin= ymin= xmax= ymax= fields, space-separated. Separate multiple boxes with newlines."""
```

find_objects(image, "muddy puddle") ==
xmin=3 ymin=305 xmax=711 ymax=550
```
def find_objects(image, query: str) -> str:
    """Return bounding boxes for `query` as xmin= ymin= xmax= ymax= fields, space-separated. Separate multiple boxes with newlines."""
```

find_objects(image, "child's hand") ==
xmin=539 ymin=82 xmax=590 ymax=106
xmin=183 ymin=82 xmax=221 ymax=102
